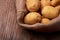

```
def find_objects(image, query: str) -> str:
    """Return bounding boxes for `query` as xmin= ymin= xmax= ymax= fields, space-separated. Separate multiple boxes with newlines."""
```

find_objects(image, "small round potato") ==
xmin=41 ymin=18 xmax=51 ymax=24
xmin=55 ymin=5 xmax=60 ymax=11
xmin=24 ymin=12 xmax=41 ymax=24
xmin=26 ymin=0 xmax=40 ymax=12
xmin=51 ymin=0 xmax=60 ymax=6
xmin=41 ymin=0 xmax=51 ymax=8
xmin=42 ymin=6 xmax=59 ymax=19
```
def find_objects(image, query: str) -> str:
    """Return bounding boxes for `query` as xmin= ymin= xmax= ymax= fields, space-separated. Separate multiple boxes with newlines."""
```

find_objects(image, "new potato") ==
xmin=41 ymin=0 xmax=51 ymax=8
xmin=42 ymin=6 xmax=59 ymax=19
xmin=51 ymin=0 xmax=60 ymax=6
xmin=24 ymin=12 xmax=41 ymax=24
xmin=55 ymin=5 xmax=60 ymax=11
xmin=41 ymin=18 xmax=51 ymax=24
xmin=26 ymin=0 xmax=40 ymax=12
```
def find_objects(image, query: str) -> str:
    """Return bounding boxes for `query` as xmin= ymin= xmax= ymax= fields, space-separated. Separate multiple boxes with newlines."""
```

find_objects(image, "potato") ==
xmin=26 ymin=0 xmax=40 ymax=12
xmin=55 ymin=5 xmax=60 ymax=11
xmin=41 ymin=0 xmax=51 ymax=8
xmin=51 ymin=0 xmax=60 ymax=6
xmin=24 ymin=12 xmax=41 ymax=24
xmin=42 ymin=6 xmax=59 ymax=19
xmin=41 ymin=18 xmax=51 ymax=24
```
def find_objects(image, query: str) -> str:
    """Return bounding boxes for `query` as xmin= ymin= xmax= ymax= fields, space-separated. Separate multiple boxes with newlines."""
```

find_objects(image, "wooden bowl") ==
xmin=16 ymin=0 xmax=60 ymax=32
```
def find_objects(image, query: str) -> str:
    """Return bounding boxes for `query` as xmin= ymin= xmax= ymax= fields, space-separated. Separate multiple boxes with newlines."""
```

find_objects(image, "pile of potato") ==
xmin=24 ymin=0 xmax=60 ymax=25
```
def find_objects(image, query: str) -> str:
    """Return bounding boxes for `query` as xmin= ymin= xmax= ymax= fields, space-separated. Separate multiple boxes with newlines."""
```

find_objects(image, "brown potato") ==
xmin=51 ymin=0 xmax=60 ymax=6
xmin=24 ymin=12 xmax=41 ymax=24
xmin=55 ymin=5 xmax=60 ymax=11
xmin=42 ymin=6 xmax=59 ymax=19
xmin=41 ymin=0 xmax=51 ymax=8
xmin=41 ymin=18 xmax=51 ymax=24
xmin=26 ymin=0 xmax=40 ymax=12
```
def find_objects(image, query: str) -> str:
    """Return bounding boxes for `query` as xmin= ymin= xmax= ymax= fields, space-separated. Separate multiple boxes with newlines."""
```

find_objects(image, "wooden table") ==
xmin=0 ymin=0 xmax=60 ymax=40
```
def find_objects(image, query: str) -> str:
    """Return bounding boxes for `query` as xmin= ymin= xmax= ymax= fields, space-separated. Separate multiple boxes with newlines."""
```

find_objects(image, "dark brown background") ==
xmin=0 ymin=0 xmax=60 ymax=40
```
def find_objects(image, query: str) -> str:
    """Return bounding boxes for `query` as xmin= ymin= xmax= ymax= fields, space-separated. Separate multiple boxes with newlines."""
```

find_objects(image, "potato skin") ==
xmin=41 ymin=18 xmax=51 ymax=24
xmin=42 ymin=6 xmax=59 ymax=19
xmin=24 ymin=12 xmax=41 ymax=25
xmin=41 ymin=0 xmax=51 ymax=8
xmin=51 ymin=0 xmax=60 ymax=6
xmin=26 ymin=0 xmax=40 ymax=12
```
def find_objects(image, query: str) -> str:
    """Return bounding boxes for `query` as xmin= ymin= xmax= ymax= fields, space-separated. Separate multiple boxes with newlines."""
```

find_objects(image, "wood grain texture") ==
xmin=0 ymin=0 xmax=60 ymax=40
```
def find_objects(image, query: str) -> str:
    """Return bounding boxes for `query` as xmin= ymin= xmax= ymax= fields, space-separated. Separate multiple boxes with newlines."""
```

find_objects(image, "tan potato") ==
xmin=41 ymin=0 xmax=51 ymax=8
xmin=55 ymin=5 xmax=60 ymax=11
xmin=24 ymin=12 xmax=41 ymax=24
xmin=42 ymin=6 xmax=59 ymax=19
xmin=26 ymin=0 xmax=40 ymax=12
xmin=51 ymin=0 xmax=60 ymax=6
xmin=41 ymin=18 xmax=51 ymax=24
